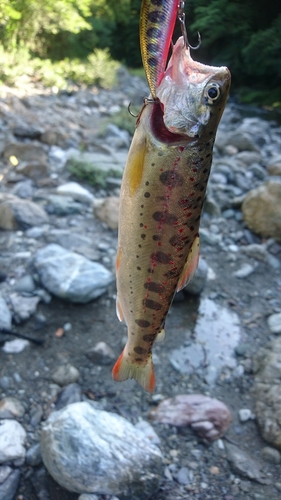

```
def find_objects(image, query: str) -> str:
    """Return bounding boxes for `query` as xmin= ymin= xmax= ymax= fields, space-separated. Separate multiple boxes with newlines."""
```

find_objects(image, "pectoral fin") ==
xmin=155 ymin=328 xmax=166 ymax=343
xmin=177 ymin=235 xmax=200 ymax=292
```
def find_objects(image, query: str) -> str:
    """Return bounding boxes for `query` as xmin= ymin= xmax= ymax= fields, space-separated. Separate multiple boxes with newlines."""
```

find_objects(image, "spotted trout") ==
xmin=112 ymin=36 xmax=231 ymax=392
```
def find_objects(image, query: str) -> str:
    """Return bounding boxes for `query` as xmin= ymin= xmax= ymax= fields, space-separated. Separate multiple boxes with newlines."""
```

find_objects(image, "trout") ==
xmin=112 ymin=36 xmax=231 ymax=392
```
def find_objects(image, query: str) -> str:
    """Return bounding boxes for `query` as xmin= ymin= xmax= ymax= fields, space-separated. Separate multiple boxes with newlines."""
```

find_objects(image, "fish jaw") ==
xmin=156 ymin=37 xmax=231 ymax=137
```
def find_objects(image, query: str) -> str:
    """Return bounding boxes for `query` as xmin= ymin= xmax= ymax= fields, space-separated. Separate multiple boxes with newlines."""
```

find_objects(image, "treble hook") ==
xmin=128 ymin=102 xmax=139 ymax=118
xmin=177 ymin=1 xmax=201 ymax=50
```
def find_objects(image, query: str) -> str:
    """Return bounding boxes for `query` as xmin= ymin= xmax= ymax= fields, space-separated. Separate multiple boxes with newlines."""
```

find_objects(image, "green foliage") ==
xmin=67 ymin=158 xmax=122 ymax=187
xmin=0 ymin=47 xmax=120 ymax=89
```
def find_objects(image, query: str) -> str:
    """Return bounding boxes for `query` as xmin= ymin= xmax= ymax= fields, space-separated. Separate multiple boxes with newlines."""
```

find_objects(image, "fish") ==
xmin=112 ymin=36 xmax=231 ymax=393
xmin=140 ymin=0 xmax=179 ymax=98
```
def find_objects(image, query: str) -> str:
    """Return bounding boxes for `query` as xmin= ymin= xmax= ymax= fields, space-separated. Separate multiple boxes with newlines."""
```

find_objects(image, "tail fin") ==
xmin=112 ymin=349 xmax=156 ymax=393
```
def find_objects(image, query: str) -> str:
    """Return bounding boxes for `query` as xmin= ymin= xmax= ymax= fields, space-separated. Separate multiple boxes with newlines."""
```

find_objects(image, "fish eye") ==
xmin=205 ymin=83 xmax=221 ymax=104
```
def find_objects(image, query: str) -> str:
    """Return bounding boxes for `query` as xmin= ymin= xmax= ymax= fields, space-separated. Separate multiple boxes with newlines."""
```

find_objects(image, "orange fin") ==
xmin=116 ymin=296 xmax=124 ymax=322
xmin=177 ymin=235 xmax=200 ymax=292
xmin=112 ymin=349 xmax=156 ymax=393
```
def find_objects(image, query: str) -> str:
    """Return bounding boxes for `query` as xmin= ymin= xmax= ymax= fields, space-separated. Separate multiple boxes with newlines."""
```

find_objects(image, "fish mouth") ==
xmin=150 ymin=100 xmax=194 ymax=144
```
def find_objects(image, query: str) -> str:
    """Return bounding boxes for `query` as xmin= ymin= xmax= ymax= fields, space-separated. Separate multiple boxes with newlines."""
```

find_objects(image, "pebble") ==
xmin=0 ymin=420 xmax=26 ymax=463
xmin=135 ymin=420 xmax=161 ymax=445
xmin=29 ymin=405 xmax=43 ymax=427
xmin=2 ymin=339 xmax=29 ymax=354
xmin=54 ymin=383 xmax=82 ymax=410
xmin=56 ymin=182 xmax=94 ymax=204
xmin=78 ymin=495 xmax=100 ymax=500
xmin=260 ymin=446 xmax=281 ymax=465
xmin=233 ymin=263 xmax=255 ymax=278
xmin=9 ymin=293 xmax=40 ymax=322
xmin=0 ymin=469 xmax=21 ymax=500
xmin=175 ymin=466 xmax=190 ymax=485
xmin=0 ymin=397 xmax=25 ymax=419
xmin=86 ymin=341 xmax=115 ymax=365
xmin=40 ymin=402 xmax=163 ymax=499
xmin=267 ymin=312 xmax=281 ymax=334
xmin=52 ymin=363 xmax=80 ymax=386
xmin=238 ymin=409 xmax=255 ymax=422
xmin=26 ymin=443 xmax=42 ymax=466
xmin=225 ymin=442 xmax=264 ymax=483
xmin=0 ymin=292 xmax=12 ymax=331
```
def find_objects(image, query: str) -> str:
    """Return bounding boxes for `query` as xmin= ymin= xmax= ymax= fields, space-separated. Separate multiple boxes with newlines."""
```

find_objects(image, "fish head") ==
xmin=156 ymin=37 xmax=231 ymax=138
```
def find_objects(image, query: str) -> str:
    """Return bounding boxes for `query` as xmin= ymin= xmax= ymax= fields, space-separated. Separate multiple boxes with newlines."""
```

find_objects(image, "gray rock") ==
xmin=261 ymin=446 xmax=281 ymax=465
xmin=236 ymin=151 xmax=262 ymax=166
xmin=46 ymin=194 xmax=84 ymax=215
xmin=26 ymin=443 xmax=42 ymax=466
xmin=0 ymin=420 xmax=26 ymax=463
xmin=175 ymin=467 xmax=190 ymax=485
xmin=267 ymin=312 xmax=281 ymax=334
xmin=33 ymin=244 xmax=113 ymax=303
xmin=253 ymin=337 xmax=281 ymax=449
xmin=16 ymin=160 xmax=48 ymax=179
xmin=56 ymin=182 xmax=94 ymax=204
xmin=0 ymin=197 xmax=48 ymax=230
xmin=0 ymin=397 xmax=25 ymax=419
xmin=78 ymin=495 xmax=100 ymax=500
xmin=0 ymin=292 xmax=12 ymax=333
xmin=0 ymin=465 xmax=12 ymax=483
xmin=233 ymin=263 xmax=255 ymax=278
xmin=2 ymin=339 xmax=29 ymax=353
xmin=200 ymin=228 xmax=222 ymax=246
xmin=13 ymin=124 xmax=42 ymax=139
xmin=52 ymin=364 xmax=80 ymax=386
xmin=14 ymin=274 xmax=36 ymax=293
xmin=134 ymin=420 xmax=161 ymax=446
xmin=9 ymin=293 xmax=40 ymax=322
xmin=11 ymin=179 xmax=35 ymax=199
xmin=55 ymin=383 xmax=82 ymax=410
xmin=41 ymin=402 xmax=162 ymax=499
xmin=3 ymin=142 xmax=47 ymax=164
xmin=86 ymin=342 xmax=115 ymax=365
xmin=0 ymin=469 xmax=21 ymax=500
xmin=225 ymin=443 xmax=265 ymax=483
xmin=183 ymin=257 xmax=208 ymax=295
xmin=30 ymin=405 xmax=43 ymax=427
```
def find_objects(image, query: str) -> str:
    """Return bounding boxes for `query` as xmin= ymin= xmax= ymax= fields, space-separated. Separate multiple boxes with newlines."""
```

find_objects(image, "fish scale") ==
xmin=113 ymin=38 xmax=231 ymax=392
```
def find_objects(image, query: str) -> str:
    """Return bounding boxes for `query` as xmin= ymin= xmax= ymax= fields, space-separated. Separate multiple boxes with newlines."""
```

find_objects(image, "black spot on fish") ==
xmin=145 ymin=181 xmax=149 ymax=186
xmin=169 ymin=235 xmax=185 ymax=250
xmin=159 ymin=170 xmax=184 ymax=187
xmin=164 ymin=268 xmax=180 ymax=279
xmin=203 ymin=168 xmax=208 ymax=173
xmin=137 ymin=266 xmax=141 ymax=270
xmin=147 ymin=43 xmax=158 ymax=54
xmin=148 ymin=57 xmax=157 ymax=68
xmin=138 ymin=244 xmax=142 ymax=248
xmin=135 ymin=357 xmax=143 ymax=362
xmin=135 ymin=319 xmax=151 ymax=328
xmin=134 ymin=346 xmax=147 ymax=355
xmin=152 ymin=234 xmax=161 ymax=241
xmin=206 ymin=153 xmax=211 ymax=158
xmin=148 ymin=10 xmax=166 ymax=23
xmin=144 ymin=281 xmax=165 ymax=293
xmin=141 ymin=204 xmax=144 ymax=208
xmin=144 ymin=192 xmax=150 ymax=198
xmin=136 ymin=255 xmax=139 ymax=258
xmin=140 ymin=223 xmax=144 ymax=227
xmin=152 ymin=211 xmax=178 ymax=224
xmin=143 ymin=333 xmax=156 ymax=343
xmin=143 ymin=299 xmax=163 ymax=311
xmin=147 ymin=27 xmax=161 ymax=38
xmin=151 ymin=251 xmax=170 ymax=264
xmin=141 ymin=234 xmax=146 ymax=240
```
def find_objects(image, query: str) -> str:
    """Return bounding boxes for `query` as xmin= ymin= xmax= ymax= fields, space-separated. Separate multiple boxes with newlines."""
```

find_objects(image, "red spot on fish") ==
xmin=179 ymin=146 xmax=184 ymax=152
xmin=190 ymin=177 xmax=195 ymax=182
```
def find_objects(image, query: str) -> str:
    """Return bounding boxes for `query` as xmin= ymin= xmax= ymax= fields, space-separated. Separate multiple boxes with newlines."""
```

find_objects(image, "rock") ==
xmin=52 ymin=364 xmax=80 ymax=386
xmin=40 ymin=402 xmax=162 ymax=499
xmin=238 ymin=409 xmax=255 ymax=422
xmin=233 ymin=263 xmax=255 ymax=278
xmin=242 ymin=180 xmax=281 ymax=241
xmin=3 ymin=142 xmax=47 ymax=164
xmin=54 ymin=383 xmax=82 ymax=410
xmin=0 ymin=465 xmax=12 ymax=483
xmin=26 ymin=443 xmax=42 ymax=466
xmin=253 ymin=338 xmax=281 ymax=449
xmin=46 ymin=194 xmax=84 ymax=215
xmin=56 ymin=182 xmax=94 ymax=204
xmin=0 ymin=469 xmax=21 ymax=500
xmin=183 ymin=257 xmax=208 ymax=295
xmin=30 ymin=405 xmax=43 ymax=427
xmin=0 ymin=293 xmax=12 ymax=332
xmin=260 ymin=446 xmax=281 ymax=465
xmin=9 ymin=293 xmax=40 ymax=322
xmin=236 ymin=151 xmax=263 ymax=166
xmin=267 ymin=312 xmax=281 ymax=334
xmin=267 ymin=162 xmax=281 ymax=176
xmin=2 ymin=339 xmax=29 ymax=354
xmin=78 ymin=495 xmax=99 ymax=500
xmin=93 ymin=197 xmax=119 ymax=230
xmin=149 ymin=394 xmax=232 ymax=440
xmin=0 ymin=397 xmax=25 ymax=419
xmin=134 ymin=420 xmax=161 ymax=446
xmin=13 ymin=124 xmax=42 ymax=139
xmin=225 ymin=442 xmax=266 ymax=483
xmin=86 ymin=342 xmax=115 ymax=365
xmin=0 ymin=197 xmax=48 ymax=230
xmin=0 ymin=420 xmax=26 ymax=463
xmin=16 ymin=160 xmax=48 ymax=179
xmin=33 ymin=244 xmax=113 ymax=303
xmin=105 ymin=123 xmax=130 ymax=148
xmin=11 ymin=179 xmax=35 ymax=199
xmin=14 ymin=274 xmax=36 ymax=293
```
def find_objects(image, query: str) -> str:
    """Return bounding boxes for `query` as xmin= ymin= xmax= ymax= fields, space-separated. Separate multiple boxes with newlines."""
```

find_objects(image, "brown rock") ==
xmin=3 ymin=142 xmax=47 ymax=164
xmin=0 ymin=198 xmax=48 ymax=230
xmin=267 ymin=162 xmax=281 ymax=176
xmin=93 ymin=196 xmax=119 ymax=230
xmin=16 ymin=160 xmax=48 ymax=179
xmin=242 ymin=179 xmax=281 ymax=241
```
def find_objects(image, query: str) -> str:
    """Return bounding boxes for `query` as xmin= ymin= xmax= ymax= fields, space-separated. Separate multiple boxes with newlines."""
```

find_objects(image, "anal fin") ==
xmin=177 ymin=235 xmax=200 ymax=292
xmin=116 ymin=296 xmax=124 ymax=322
xmin=155 ymin=328 xmax=166 ymax=343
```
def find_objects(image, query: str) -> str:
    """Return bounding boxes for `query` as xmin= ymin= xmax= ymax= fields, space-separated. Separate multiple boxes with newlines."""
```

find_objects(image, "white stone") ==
xmin=135 ymin=420 xmax=161 ymax=445
xmin=268 ymin=313 xmax=281 ymax=334
xmin=40 ymin=402 xmax=162 ymax=499
xmin=0 ymin=420 xmax=26 ymax=463
xmin=0 ymin=293 xmax=12 ymax=330
xmin=238 ymin=408 xmax=255 ymax=422
xmin=2 ymin=339 xmax=29 ymax=354
xmin=57 ymin=182 xmax=94 ymax=204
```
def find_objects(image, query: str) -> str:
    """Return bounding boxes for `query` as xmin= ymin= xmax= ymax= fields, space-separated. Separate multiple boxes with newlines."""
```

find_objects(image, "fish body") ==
xmin=140 ymin=0 xmax=179 ymax=97
xmin=113 ymin=37 xmax=231 ymax=392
